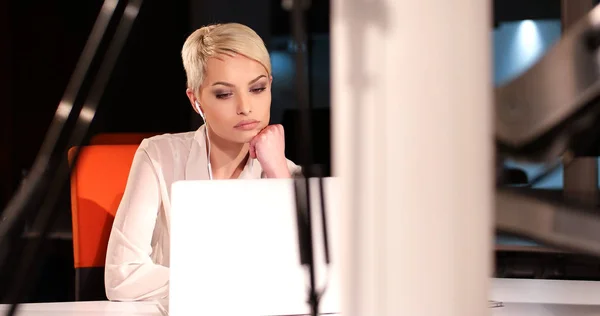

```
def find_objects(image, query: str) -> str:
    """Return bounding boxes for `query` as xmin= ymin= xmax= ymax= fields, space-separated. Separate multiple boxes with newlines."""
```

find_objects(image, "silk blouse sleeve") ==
xmin=104 ymin=140 xmax=169 ymax=301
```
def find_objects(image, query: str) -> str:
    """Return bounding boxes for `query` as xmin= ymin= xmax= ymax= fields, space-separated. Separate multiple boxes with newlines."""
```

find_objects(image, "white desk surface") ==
xmin=2 ymin=279 xmax=600 ymax=315
xmin=0 ymin=301 xmax=166 ymax=316
xmin=489 ymin=278 xmax=600 ymax=316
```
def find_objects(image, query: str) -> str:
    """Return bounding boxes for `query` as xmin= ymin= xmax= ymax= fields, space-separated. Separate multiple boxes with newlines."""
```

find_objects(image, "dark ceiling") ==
xmin=494 ymin=0 xmax=561 ymax=24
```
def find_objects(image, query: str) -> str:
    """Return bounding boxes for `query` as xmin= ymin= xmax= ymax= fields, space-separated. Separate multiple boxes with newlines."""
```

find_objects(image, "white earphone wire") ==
xmin=195 ymin=101 xmax=213 ymax=180
xmin=205 ymin=127 xmax=213 ymax=180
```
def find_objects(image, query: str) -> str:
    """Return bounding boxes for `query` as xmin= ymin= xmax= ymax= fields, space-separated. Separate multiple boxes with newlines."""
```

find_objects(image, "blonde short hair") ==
xmin=181 ymin=23 xmax=271 ymax=93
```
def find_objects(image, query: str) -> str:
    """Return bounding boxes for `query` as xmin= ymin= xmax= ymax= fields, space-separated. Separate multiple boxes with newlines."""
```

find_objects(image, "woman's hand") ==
xmin=249 ymin=124 xmax=291 ymax=178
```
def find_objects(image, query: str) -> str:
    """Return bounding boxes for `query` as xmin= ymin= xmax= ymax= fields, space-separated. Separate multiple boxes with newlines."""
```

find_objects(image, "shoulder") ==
xmin=137 ymin=131 xmax=197 ymax=156
xmin=129 ymin=131 xmax=201 ymax=186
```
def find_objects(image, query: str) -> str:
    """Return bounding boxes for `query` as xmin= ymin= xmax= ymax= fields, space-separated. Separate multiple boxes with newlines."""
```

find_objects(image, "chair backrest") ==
xmin=89 ymin=132 xmax=159 ymax=145
xmin=68 ymin=145 xmax=138 ymax=300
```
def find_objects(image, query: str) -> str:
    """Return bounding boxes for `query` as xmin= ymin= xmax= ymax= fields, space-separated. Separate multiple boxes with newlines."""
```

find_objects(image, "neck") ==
xmin=206 ymin=125 xmax=249 ymax=179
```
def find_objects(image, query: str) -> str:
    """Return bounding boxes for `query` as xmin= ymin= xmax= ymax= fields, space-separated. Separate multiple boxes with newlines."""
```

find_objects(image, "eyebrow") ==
xmin=211 ymin=75 xmax=267 ymax=87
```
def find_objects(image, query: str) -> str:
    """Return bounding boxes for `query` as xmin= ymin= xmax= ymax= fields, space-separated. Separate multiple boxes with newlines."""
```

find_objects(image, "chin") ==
xmin=232 ymin=129 xmax=260 ymax=143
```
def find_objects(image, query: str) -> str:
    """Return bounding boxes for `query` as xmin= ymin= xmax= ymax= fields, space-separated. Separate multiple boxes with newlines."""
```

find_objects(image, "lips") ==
xmin=234 ymin=120 xmax=259 ymax=130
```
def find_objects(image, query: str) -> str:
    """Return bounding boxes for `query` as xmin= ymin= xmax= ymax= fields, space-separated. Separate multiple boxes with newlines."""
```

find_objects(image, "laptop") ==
xmin=169 ymin=178 xmax=341 ymax=316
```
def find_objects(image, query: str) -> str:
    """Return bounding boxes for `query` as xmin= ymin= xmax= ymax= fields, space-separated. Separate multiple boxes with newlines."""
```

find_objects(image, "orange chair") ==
xmin=89 ymin=132 xmax=159 ymax=145
xmin=68 ymin=145 xmax=139 ymax=301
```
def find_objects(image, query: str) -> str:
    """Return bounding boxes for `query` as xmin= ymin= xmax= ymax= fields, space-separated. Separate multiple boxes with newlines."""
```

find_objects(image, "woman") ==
xmin=104 ymin=23 xmax=301 ymax=302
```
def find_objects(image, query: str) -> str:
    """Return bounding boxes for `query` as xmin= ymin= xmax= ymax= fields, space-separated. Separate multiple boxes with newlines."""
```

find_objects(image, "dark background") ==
xmin=0 ymin=0 xmax=597 ymax=304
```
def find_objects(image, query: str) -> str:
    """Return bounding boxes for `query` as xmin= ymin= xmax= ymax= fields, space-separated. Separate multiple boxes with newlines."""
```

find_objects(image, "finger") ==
xmin=249 ymin=143 xmax=256 ymax=159
xmin=258 ymin=125 xmax=270 ymax=135
xmin=250 ymin=132 xmax=259 ymax=146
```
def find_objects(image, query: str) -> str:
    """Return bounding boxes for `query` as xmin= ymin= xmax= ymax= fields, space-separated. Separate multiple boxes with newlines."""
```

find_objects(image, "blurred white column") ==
xmin=331 ymin=0 xmax=494 ymax=315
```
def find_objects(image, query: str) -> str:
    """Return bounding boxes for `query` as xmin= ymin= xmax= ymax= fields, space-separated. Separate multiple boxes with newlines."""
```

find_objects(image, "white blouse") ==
xmin=104 ymin=125 xmax=301 ymax=302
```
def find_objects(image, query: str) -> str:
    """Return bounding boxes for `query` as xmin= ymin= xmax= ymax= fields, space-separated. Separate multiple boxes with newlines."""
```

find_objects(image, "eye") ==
xmin=215 ymin=92 xmax=232 ymax=99
xmin=250 ymin=86 xmax=267 ymax=94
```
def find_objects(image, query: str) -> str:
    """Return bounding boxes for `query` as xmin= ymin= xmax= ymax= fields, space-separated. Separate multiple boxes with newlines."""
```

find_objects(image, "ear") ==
xmin=186 ymin=88 xmax=201 ymax=114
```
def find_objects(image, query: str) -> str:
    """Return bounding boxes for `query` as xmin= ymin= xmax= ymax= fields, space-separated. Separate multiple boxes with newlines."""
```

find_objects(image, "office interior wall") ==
xmin=269 ymin=34 xmax=331 ymax=124
xmin=561 ymin=0 xmax=599 ymax=201
xmin=495 ymin=20 xmax=568 ymax=189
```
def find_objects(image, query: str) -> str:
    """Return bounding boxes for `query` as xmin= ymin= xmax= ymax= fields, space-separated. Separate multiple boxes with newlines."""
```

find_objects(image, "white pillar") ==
xmin=331 ymin=0 xmax=493 ymax=315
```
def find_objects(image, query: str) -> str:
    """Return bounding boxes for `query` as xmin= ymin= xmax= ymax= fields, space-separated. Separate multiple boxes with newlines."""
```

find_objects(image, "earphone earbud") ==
xmin=194 ymin=101 xmax=205 ymax=121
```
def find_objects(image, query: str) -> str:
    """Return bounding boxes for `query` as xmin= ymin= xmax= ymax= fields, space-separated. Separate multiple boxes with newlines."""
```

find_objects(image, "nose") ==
xmin=236 ymin=92 xmax=252 ymax=115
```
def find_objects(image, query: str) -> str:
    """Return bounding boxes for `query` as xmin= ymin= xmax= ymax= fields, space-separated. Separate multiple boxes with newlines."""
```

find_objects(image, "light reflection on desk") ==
xmin=0 ymin=301 xmax=166 ymax=316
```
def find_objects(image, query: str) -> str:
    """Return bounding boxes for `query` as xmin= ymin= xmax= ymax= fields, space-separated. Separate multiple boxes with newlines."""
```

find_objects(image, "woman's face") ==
xmin=191 ymin=53 xmax=272 ymax=144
